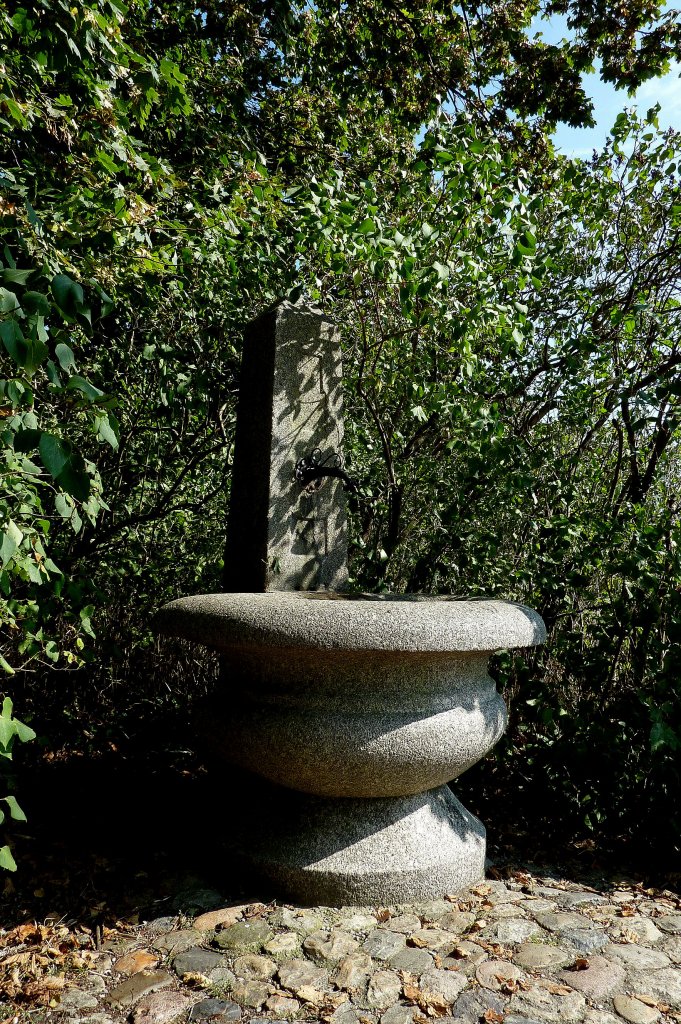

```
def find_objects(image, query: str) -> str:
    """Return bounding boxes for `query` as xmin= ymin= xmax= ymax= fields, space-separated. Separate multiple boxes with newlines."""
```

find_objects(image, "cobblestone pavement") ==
xmin=4 ymin=870 xmax=681 ymax=1024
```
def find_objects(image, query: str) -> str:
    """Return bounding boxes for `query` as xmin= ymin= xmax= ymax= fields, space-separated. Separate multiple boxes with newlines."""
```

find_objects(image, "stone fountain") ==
xmin=155 ymin=300 xmax=545 ymax=906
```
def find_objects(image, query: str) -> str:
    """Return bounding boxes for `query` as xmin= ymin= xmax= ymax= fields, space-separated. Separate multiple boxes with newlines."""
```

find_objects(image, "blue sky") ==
xmin=531 ymin=12 xmax=681 ymax=156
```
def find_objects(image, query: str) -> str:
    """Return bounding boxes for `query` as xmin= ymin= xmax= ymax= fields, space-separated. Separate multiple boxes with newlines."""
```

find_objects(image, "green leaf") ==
xmin=0 ymin=320 xmax=28 ymax=366
xmin=2 ymin=268 xmax=33 ymax=286
xmin=0 ymin=287 xmax=19 ymax=313
xmin=12 ymin=427 xmax=41 ymax=453
xmin=55 ymin=343 xmax=76 ymax=370
xmin=96 ymin=413 xmax=119 ymax=448
xmin=0 ymin=716 xmax=14 ymax=748
xmin=0 ymin=845 xmax=17 ymax=871
xmin=55 ymin=493 xmax=72 ymax=518
xmin=13 ymin=719 xmax=35 ymax=743
xmin=51 ymin=273 xmax=84 ymax=318
xmin=39 ymin=433 xmax=70 ymax=479
xmin=358 ymin=218 xmax=376 ymax=234
xmin=67 ymin=376 xmax=105 ymax=402
xmin=2 ymin=796 xmax=26 ymax=821
xmin=0 ymin=530 xmax=19 ymax=567
xmin=21 ymin=290 xmax=51 ymax=316
xmin=57 ymin=456 xmax=91 ymax=502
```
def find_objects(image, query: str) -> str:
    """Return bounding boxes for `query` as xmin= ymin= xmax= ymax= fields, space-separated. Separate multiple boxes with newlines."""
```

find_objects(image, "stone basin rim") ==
xmin=155 ymin=591 xmax=546 ymax=653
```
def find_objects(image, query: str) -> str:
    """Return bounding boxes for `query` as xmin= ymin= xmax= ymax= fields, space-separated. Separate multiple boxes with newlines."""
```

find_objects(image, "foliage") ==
xmin=2 ymin=0 xmax=681 ymax=873
xmin=0 ymin=696 xmax=35 ymax=870
xmin=296 ymin=107 xmax=681 ymax=857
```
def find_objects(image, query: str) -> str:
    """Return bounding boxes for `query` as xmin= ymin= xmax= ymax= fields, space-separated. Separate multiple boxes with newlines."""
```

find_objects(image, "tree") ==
xmin=2 ymin=0 xmax=681 ymax=869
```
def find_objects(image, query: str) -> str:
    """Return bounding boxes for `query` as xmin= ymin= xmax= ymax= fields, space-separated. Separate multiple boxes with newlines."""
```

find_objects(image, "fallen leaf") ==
xmin=423 ymin=995 xmax=450 ymax=1017
xmin=23 ymin=976 xmax=65 ymax=1005
xmin=180 ymin=972 xmax=211 ymax=988
xmin=403 ymin=982 xmax=421 ymax=1004
xmin=632 ymin=993 xmax=659 ymax=1007
xmin=483 ymin=1011 xmax=504 ymax=1023
xmin=541 ymin=981 xmax=574 ymax=996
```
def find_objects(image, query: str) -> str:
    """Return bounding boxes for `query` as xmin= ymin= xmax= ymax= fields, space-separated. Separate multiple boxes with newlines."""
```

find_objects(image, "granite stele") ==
xmin=155 ymin=299 xmax=545 ymax=905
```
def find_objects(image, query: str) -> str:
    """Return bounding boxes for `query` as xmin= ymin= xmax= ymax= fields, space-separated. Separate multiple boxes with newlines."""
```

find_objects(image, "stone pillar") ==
xmin=224 ymin=300 xmax=348 ymax=593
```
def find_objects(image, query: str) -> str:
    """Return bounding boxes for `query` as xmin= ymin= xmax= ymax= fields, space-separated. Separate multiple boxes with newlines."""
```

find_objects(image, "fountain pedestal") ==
xmin=155 ymin=300 xmax=545 ymax=904
xmin=155 ymin=591 xmax=544 ymax=903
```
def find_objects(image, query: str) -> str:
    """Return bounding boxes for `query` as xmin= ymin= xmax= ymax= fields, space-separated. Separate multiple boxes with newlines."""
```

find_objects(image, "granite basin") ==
xmin=154 ymin=591 xmax=545 ymax=903
xmin=155 ymin=592 xmax=544 ymax=798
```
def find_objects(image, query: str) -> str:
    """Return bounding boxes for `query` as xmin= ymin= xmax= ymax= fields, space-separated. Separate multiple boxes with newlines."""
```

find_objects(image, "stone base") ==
xmin=228 ymin=777 xmax=486 ymax=905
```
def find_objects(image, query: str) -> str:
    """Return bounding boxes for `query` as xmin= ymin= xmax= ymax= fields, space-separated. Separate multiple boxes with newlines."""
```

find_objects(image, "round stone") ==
xmin=366 ymin=970 xmax=402 ymax=1009
xmin=380 ymin=1006 xmax=414 ymax=1024
xmin=363 ymin=931 xmax=406 ymax=961
xmin=610 ymin=918 xmax=664 ymax=944
xmin=508 ymin=983 xmax=586 ymax=1023
xmin=132 ymin=991 xmax=194 ymax=1024
xmin=407 ymin=928 xmax=458 ymax=952
xmin=264 ymin=933 xmax=300 ymax=957
xmin=173 ymin=947 xmax=228 ymax=980
xmin=613 ymin=994 xmax=660 ymax=1024
xmin=624 ymin=967 xmax=681 ymax=1007
xmin=657 ymin=916 xmax=681 ymax=935
xmin=59 ymin=990 xmax=100 ymax=1011
xmin=264 ymin=995 xmax=301 ymax=1017
xmin=437 ymin=910 xmax=476 ymax=933
xmin=230 ymin=980 xmax=271 ymax=1009
xmin=536 ymin=912 xmax=592 ymax=932
xmin=514 ymin=898 xmax=558 ymax=913
xmin=602 ymin=942 xmax=671 ymax=970
xmin=334 ymin=953 xmax=373 ymax=990
xmin=476 ymin=959 xmax=526 ymax=991
xmin=418 ymin=967 xmax=468 ymax=1004
xmin=233 ymin=955 xmax=277 ymax=981
xmin=413 ymin=900 xmax=456 ymax=922
xmin=190 ymin=999 xmax=242 ymax=1022
xmin=387 ymin=915 xmax=421 ymax=934
xmin=558 ymin=955 xmax=626 ymax=999
xmin=304 ymin=930 xmax=360 ymax=962
xmin=153 ymin=930 xmax=204 ymax=955
xmin=488 ymin=918 xmax=542 ymax=944
xmin=214 ymin=921 xmax=273 ymax=953
xmin=337 ymin=913 xmax=379 ymax=933
xmin=273 ymin=909 xmax=326 ymax=934
xmin=277 ymin=958 xmax=330 ymax=994
xmin=387 ymin=946 xmax=434 ymax=975
xmin=488 ymin=903 xmax=527 ymax=919
xmin=452 ymin=989 xmax=507 ymax=1020
xmin=661 ymin=935 xmax=681 ymax=963
xmin=516 ymin=942 xmax=571 ymax=969
xmin=557 ymin=892 xmax=610 ymax=909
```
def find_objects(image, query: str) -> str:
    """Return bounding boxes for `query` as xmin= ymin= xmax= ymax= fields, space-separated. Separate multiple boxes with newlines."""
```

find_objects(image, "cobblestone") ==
xmin=47 ymin=869 xmax=681 ymax=1024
